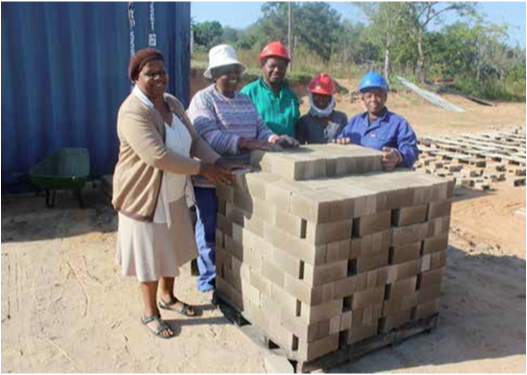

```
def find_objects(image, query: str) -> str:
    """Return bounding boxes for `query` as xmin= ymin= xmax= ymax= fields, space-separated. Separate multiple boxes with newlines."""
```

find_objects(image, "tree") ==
xmin=402 ymin=2 xmax=476 ymax=83
xmin=355 ymin=2 xmax=407 ymax=82
xmin=192 ymin=21 xmax=224 ymax=50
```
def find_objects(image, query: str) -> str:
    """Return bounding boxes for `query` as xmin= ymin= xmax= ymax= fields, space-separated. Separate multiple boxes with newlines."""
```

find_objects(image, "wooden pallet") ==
xmin=213 ymin=291 xmax=439 ymax=373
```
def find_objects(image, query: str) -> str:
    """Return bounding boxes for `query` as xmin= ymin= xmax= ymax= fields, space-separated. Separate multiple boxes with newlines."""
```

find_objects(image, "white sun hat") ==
xmin=203 ymin=44 xmax=247 ymax=79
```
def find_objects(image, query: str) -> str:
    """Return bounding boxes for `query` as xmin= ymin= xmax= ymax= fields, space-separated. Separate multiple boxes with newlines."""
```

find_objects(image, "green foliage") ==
xmin=192 ymin=21 xmax=224 ymax=50
xmin=191 ymin=1 xmax=525 ymax=101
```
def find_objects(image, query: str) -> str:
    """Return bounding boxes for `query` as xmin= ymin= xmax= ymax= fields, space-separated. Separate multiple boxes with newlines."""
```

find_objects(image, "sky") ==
xmin=191 ymin=1 xmax=526 ymax=48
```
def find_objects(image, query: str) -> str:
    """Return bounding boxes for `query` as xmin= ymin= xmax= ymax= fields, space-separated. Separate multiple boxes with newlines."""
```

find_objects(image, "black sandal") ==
xmin=140 ymin=314 xmax=175 ymax=339
xmin=158 ymin=296 xmax=196 ymax=317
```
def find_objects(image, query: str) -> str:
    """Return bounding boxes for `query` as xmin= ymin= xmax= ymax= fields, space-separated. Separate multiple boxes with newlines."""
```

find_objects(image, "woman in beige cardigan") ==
xmin=112 ymin=48 xmax=233 ymax=339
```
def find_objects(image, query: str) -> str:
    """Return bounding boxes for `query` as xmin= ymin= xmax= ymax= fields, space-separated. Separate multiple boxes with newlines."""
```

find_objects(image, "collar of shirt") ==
xmin=361 ymin=107 xmax=390 ymax=131
xmin=258 ymin=77 xmax=287 ymax=98
xmin=133 ymin=85 xmax=169 ymax=109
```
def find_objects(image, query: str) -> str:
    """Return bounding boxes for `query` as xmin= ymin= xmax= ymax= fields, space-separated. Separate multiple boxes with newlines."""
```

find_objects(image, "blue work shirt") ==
xmin=337 ymin=108 xmax=418 ymax=168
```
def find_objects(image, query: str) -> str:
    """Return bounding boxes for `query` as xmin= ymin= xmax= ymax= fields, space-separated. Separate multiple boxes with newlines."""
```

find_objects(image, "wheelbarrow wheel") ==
xmin=45 ymin=190 xmax=56 ymax=208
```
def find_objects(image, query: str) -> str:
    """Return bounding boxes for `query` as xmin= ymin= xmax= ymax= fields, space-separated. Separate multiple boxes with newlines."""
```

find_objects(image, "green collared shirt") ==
xmin=240 ymin=77 xmax=300 ymax=137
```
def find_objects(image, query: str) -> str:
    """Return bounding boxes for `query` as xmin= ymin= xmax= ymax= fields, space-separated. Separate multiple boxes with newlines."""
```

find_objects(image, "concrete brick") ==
xmin=356 ymin=253 xmax=389 ymax=273
xmin=423 ymin=233 xmax=449 ymax=254
xmin=334 ymin=276 xmax=357 ymax=299
xmin=298 ymin=333 xmax=339 ymax=362
xmin=306 ymin=219 xmax=353 ymax=245
xmin=380 ymin=309 xmax=413 ymax=333
xmin=348 ymin=323 xmax=378 ymax=344
xmin=224 ymin=235 xmax=243 ymax=260
xmin=382 ymin=292 xmax=419 ymax=316
xmin=290 ymin=191 xmax=333 ymax=223
xmin=392 ymin=242 xmax=421 ymax=264
xmin=216 ymin=184 xmax=234 ymax=203
xmin=326 ymin=240 xmax=351 ymax=263
xmin=262 ymin=260 xmax=285 ymax=287
xmin=272 ymin=246 xmax=303 ymax=278
xmin=352 ymin=286 xmax=385 ymax=310
xmin=263 ymin=223 xmax=327 ymax=265
xmin=300 ymin=299 xmax=343 ymax=324
xmin=340 ymin=311 xmax=353 ymax=330
xmin=353 ymin=210 xmax=392 ymax=237
xmin=430 ymin=251 xmax=447 ymax=269
xmin=420 ymin=268 xmax=444 ymax=289
xmin=244 ymin=172 xmax=280 ymax=201
xmin=431 ymin=181 xmax=449 ymax=201
xmin=274 ymin=208 xmax=305 ymax=238
xmin=394 ymin=259 xmax=421 ymax=281
xmin=283 ymin=273 xmax=327 ymax=306
xmin=389 ymin=276 xmax=417 ymax=300
xmin=270 ymin=283 xmax=298 ymax=318
xmin=216 ymin=246 xmax=231 ymax=278
xmin=330 ymin=315 xmax=341 ymax=334
xmin=217 ymin=214 xmax=233 ymax=237
xmin=392 ymin=222 xmax=428 ymax=246
xmin=303 ymin=260 xmax=348 ymax=286
xmin=428 ymin=200 xmax=452 ymax=220
xmin=415 ymin=299 xmax=440 ymax=319
xmin=386 ymin=187 xmax=414 ymax=209
xmin=420 ymin=254 xmax=432 ymax=272
xmin=281 ymin=315 xmax=329 ymax=343
xmin=250 ymin=269 xmax=272 ymax=296
xmin=266 ymin=179 xmax=305 ymax=211
xmin=418 ymin=283 xmax=442 ymax=303
xmin=392 ymin=205 xmax=428 ymax=226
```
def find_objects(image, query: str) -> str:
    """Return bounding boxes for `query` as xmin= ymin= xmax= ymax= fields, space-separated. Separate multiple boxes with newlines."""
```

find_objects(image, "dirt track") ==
xmin=2 ymin=84 xmax=526 ymax=373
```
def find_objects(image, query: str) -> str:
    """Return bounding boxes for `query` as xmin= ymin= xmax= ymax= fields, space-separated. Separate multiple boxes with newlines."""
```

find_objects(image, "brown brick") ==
xmin=428 ymin=200 xmax=452 ymax=220
xmin=353 ymin=210 xmax=392 ymax=237
xmin=392 ymin=205 xmax=428 ymax=226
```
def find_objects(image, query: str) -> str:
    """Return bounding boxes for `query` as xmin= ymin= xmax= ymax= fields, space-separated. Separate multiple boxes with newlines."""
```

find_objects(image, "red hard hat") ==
xmin=308 ymin=73 xmax=336 ymax=95
xmin=259 ymin=41 xmax=290 ymax=63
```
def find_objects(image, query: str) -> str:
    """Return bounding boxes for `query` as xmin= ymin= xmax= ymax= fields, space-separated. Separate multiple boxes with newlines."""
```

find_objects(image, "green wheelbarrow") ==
xmin=26 ymin=148 xmax=90 ymax=208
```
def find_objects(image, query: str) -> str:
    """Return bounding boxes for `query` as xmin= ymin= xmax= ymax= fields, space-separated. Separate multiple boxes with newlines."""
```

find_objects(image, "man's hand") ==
xmin=381 ymin=147 xmax=402 ymax=172
xmin=272 ymin=135 xmax=300 ymax=148
xmin=331 ymin=137 xmax=351 ymax=145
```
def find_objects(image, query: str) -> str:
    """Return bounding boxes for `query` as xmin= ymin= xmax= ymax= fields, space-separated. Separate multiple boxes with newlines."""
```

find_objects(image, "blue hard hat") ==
xmin=359 ymin=71 xmax=388 ymax=92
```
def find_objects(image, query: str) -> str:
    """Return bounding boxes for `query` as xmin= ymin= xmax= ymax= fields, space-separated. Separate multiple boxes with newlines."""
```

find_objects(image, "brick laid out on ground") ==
xmin=215 ymin=144 xmax=451 ymax=364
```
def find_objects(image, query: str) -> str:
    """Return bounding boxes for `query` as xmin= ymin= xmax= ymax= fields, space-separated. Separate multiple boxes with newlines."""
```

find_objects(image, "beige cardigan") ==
xmin=112 ymin=92 xmax=220 ymax=221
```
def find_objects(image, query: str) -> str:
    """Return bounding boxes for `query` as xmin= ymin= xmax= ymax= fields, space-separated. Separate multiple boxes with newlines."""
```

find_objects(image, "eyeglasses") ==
xmin=142 ymin=70 xmax=167 ymax=79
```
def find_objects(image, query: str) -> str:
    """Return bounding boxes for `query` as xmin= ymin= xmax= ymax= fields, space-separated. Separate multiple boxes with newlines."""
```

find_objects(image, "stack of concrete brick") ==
xmin=215 ymin=144 xmax=452 ymax=363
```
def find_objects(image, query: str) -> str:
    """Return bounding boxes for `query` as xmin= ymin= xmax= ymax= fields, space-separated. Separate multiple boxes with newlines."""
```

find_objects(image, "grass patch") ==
xmin=452 ymin=77 xmax=526 ymax=102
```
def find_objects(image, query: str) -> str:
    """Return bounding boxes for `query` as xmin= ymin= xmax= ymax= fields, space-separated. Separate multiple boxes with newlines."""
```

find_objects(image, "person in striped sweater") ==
xmin=187 ymin=44 xmax=298 ymax=293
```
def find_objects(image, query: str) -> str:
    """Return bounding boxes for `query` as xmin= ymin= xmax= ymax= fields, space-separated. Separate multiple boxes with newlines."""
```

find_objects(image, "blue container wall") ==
xmin=1 ymin=2 xmax=191 ymax=187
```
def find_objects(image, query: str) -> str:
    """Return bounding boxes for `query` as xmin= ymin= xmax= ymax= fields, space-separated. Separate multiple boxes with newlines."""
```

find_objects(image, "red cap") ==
xmin=259 ymin=41 xmax=290 ymax=63
xmin=308 ymin=73 xmax=336 ymax=95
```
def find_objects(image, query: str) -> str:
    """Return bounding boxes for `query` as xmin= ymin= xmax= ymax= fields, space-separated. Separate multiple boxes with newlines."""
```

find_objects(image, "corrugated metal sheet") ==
xmin=1 ymin=2 xmax=191 ymax=188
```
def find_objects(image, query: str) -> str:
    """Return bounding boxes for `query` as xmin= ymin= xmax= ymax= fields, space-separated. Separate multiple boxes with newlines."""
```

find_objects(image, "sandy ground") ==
xmin=2 ymin=81 xmax=526 ymax=373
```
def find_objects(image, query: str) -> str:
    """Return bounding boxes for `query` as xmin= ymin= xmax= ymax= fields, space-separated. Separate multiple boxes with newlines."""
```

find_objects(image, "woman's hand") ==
xmin=199 ymin=163 xmax=235 ymax=185
xmin=238 ymin=138 xmax=283 ymax=152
